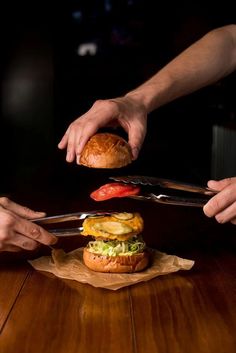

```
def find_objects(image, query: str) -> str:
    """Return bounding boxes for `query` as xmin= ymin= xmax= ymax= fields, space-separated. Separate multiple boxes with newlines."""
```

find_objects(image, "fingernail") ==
xmin=132 ymin=148 xmax=139 ymax=160
xmin=76 ymin=154 xmax=81 ymax=164
xmin=208 ymin=180 xmax=217 ymax=187
xmin=51 ymin=237 xmax=58 ymax=245
xmin=35 ymin=212 xmax=46 ymax=216
xmin=66 ymin=152 xmax=72 ymax=162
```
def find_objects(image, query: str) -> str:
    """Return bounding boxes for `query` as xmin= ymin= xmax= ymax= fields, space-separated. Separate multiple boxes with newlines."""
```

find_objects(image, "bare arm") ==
xmin=126 ymin=24 xmax=236 ymax=112
xmin=58 ymin=24 xmax=236 ymax=161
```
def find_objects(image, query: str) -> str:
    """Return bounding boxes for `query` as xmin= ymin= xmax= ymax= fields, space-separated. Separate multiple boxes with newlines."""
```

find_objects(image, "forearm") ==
xmin=126 ymin=25 xmax=236 ymax=113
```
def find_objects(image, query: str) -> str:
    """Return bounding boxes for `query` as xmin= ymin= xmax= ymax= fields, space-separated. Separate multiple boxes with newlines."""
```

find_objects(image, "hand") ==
xmin=0 ymin=197 xmax=57 ymax=252
xmin=58 ymin=96 xmax=148 ymax=164
xmin=203 ymin=177 xmax=236 ymax=225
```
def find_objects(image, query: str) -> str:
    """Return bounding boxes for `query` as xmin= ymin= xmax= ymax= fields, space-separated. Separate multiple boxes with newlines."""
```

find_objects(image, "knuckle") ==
xmin=70 ymin=118 xmax=81 ymax=129
xmin=225 ymin=177 xmax=233 ymax=184
xmin=29 ymin=226 xmax=55 ymax=245
xmin=30 ymin=226 xmax=42 ymax=240
xmin=0 ymin=212 xmax=15 ymax=227
xmin=0 ymin=231 xmax=9 ymax=242
xmin=231 ymin=183 xmax=236 ymax=193
xmin=67 ymin=141 xmax=74 ymax=150
xmin=93 ymin=99 xmax=103 ymax=107
xmin=105 ymin=99 xmax=117 ymax=111
xmin=0 ymin=197 xmax=10 ymax=207
xmin=21 ymin=241 xmax=38 ymax=251
xmin=68 ymin=122 xmax=75 ymax=132
xmin=21 ymin=206 xmax=33 ymax=215
xmin=93 ymin=99 xmax=116 ymax=112
xmin=224 ymin=187 xmax=234 ymax=198
xmin=211 ymin=197 xmax=221 ymax=211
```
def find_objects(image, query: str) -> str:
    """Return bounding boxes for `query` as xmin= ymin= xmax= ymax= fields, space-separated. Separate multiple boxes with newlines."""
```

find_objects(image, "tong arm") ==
xmin=50 ymin=227 xmax=84 ymax=237
xmin=32 ymin=210 xmax=115 ymax=225
xmin=110 ymin=175 xmax=217 ymax=195
xmin=129 ymin=193 xmax=208 ymax=207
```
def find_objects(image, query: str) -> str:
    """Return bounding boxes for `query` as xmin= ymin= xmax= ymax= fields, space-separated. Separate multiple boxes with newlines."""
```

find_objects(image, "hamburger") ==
xmin=80 ymin=132 xmax=132 ymax=168
xmin=81 ymin=212 xmax=150 ymax=273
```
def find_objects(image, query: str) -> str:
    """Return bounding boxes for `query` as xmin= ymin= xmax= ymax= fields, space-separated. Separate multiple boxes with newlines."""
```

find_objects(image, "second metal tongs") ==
xmin=109 ymin=175 xmax=218 ymax=207
xmin=32 ymin=210 xmax=115 ymax=237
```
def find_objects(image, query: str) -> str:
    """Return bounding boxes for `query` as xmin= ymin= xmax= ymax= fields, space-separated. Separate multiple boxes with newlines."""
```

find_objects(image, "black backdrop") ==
xmin=0 ymin=1 xmax=235 ymax=199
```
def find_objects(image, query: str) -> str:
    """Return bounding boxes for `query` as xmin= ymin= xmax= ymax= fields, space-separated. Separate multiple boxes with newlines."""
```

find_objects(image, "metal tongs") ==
xmin=32 ymin=210 xmax=115 ymax=237
xmin=32 ymin=176 xmax=217 ymax=237
xmin=109 ymin=175 xmax=218 ymax=207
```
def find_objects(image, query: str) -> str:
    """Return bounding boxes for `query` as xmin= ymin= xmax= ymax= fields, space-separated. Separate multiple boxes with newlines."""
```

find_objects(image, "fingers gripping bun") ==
xmin=83 ymin=247 xmax=150 ymax=273
xmin=80 ymin=133 xmax=132 ymax=168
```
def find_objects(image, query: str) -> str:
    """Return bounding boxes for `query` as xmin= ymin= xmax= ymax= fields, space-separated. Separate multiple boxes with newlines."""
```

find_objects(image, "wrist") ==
xmin=123 ymin=93 xmax=148 ymax=117
xmin=125 ymin=73 xmax=173 ymax=114
xmin=125 ymin=90 xmax=152 ymax=114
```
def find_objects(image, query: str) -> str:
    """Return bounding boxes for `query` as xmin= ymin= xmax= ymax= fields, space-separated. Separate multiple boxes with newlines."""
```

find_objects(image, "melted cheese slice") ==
xmin=81 ymin=212 xmax=143 ymax=241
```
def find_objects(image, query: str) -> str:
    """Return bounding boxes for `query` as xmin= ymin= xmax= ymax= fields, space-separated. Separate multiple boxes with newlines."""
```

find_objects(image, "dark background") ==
xmin=0 ymin=0 xmax=236 ymax=202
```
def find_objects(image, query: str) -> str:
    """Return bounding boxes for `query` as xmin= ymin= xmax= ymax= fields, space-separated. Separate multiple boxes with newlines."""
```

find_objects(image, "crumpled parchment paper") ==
xmin=28 ymin=248 xmax=194 ymax=290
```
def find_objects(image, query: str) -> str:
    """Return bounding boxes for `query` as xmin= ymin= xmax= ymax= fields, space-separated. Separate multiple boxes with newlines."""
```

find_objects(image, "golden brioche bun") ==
xmin=83 ymin=247 xmax=150 ymax=273
xmin=80 ymin=133 xmax=132 ymax=168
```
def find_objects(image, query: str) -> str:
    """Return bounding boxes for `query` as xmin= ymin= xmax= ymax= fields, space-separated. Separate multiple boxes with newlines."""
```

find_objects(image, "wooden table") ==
xmin=0 ymin=192 xmax=236 ymax=353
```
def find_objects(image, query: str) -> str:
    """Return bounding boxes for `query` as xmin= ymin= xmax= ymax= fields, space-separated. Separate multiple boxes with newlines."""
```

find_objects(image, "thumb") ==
xmin=128 ymin=127 xmax=146 ymax=160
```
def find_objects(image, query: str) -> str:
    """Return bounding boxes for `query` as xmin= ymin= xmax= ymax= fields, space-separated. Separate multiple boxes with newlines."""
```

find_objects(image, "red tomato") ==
xmin=90 ymin=183 xmax=140 ymax=201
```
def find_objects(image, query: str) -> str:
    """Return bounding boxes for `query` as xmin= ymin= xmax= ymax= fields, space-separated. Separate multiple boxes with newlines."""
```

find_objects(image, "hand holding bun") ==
xmin=80 ymin=133 xmax=132 ymax=168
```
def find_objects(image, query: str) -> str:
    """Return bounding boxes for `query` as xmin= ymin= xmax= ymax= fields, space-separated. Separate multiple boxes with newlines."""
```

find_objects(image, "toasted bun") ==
xmin=83 ymin=247 xmax=150 ymax=273
xmin=80 ymin=133 xmax=132 ymax=168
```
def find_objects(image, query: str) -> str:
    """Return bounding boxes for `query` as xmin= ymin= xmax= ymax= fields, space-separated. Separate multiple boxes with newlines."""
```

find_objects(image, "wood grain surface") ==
xmin=0 ymin=194 xmax=235 ymax=353
xmin=0 ymin=262 xmax=29 ymax=330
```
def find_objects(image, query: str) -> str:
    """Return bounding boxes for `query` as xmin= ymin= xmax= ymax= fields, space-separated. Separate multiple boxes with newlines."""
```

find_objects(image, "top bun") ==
xmin=80 ymin=133 xmax=132 ymax=168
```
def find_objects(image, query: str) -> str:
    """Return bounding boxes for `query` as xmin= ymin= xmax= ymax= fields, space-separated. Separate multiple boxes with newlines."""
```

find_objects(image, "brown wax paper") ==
xmin=28 ymin=248 xmax=194 ymax=290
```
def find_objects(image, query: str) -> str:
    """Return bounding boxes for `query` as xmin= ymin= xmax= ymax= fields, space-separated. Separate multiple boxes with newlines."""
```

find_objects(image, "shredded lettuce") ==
xmin=87 ymin=236 xmax=146 ymax=256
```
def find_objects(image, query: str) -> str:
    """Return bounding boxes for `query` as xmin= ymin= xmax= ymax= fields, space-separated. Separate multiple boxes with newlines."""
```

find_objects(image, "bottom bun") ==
xmin=83 ymin=247 xmax=150 ymax=273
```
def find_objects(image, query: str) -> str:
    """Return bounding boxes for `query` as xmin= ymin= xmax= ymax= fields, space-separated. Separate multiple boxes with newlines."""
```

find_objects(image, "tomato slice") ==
xmin=90 ymin=182 xmax=140 ymax=201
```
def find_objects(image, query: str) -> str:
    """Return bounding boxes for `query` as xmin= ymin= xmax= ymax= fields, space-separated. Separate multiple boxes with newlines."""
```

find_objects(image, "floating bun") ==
xmin=80 ymin=133 xmax=132 ymax=168
xmin=83 ymin=247 xmax=150 ymax=273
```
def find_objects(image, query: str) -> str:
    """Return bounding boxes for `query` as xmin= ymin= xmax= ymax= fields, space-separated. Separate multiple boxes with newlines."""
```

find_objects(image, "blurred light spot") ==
xmin=72 ymin=11 xmax=82 ymax=23
xmin=77 ymin=43 xmax=97 ymax=56
xmin=104 ymin=0 xmax=112 ymax=12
